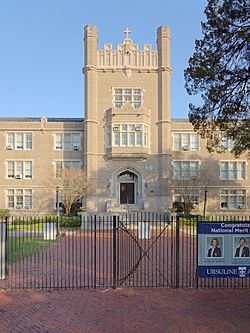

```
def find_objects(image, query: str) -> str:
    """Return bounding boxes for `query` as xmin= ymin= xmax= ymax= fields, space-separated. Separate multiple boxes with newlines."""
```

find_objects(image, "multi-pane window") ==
xmin=64 ymin=134 xmax=72 ymax=150
xmin=220 ymin=189 xmax=247 ymax=209
xmin=108 ymin=124 xmax=149 ymax=148
xmin=173 ymin=133 xmax=199 ymax=151
xmin=220 ymin=161 xmax=246 ymax=180
xmin=6 ymin=132 xmax=32 ymax=150
xmin=220 ymin=134 xmax=234 ymax=150
xmin=25 ymin=133 xmax=32 ymax=150
xmin=113 ymin=88 xmax=143 ymax=109
xmin=172 ymin=161 xmax=200 ymax=179
xmin=7 ymin=189 xmax=32 ymax=210
xmin=55 ymin=160 xmax=81 ymax=178
xmin=7 ymin=162 xmax=15 ymax=178
xmin=7 ymin=161 xmax=32 ymax=179
xmin=55 ymin=133 xmax=63 ymax=150
xmin=16 ymin=133 xmax=23 ymax=149
xmin=24 ymin=161 xmax=32 ymax=178
xmin=173 ymin=189 xmax=200 ymax=208
xmin=55 ymin=133 xmax=81 ymax=151
xmin=72 ymin=133 xmax=81 ymax=149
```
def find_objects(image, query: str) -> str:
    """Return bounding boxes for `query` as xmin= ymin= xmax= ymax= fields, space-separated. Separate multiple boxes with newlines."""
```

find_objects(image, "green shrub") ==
xmin=179 ymin=216 xmax=197 ymax=226
xmin=59 ymin=216 xmax=81 ymax=228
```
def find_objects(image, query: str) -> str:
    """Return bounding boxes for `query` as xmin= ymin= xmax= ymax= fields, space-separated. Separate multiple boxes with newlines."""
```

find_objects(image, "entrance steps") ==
xmin=107 ymin=204 xmax=142 ymax=213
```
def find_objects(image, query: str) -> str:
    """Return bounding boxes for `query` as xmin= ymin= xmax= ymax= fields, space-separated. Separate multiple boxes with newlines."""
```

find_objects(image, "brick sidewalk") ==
xmin=0 ymin=288 xmax=249 ymax=333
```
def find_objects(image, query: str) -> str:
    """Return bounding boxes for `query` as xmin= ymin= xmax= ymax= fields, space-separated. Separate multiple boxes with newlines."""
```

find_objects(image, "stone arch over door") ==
xmin=111 ymin=166 xmax=143 ymax=207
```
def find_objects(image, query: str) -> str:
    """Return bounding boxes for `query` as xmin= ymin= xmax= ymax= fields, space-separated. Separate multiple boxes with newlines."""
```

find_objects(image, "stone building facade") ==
xmin=0 ymin=26 xmax=249 ymax=215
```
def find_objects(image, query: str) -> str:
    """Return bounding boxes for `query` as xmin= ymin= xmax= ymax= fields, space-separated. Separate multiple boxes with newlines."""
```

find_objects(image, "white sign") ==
xmin=44 ymin=222 xmax=57 ymax=240
xmin=138 ymin=221 xmax=150 ymax=239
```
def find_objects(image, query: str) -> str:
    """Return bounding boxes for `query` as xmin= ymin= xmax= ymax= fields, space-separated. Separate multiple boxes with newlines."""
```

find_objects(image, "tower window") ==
xmin=107 ymin=124 xmax=148 ymax=148
xmin=113 ymin=88 xmax=143 ymax=109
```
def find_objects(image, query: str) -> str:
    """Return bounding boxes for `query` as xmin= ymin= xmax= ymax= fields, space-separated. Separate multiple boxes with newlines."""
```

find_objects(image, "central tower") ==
xmin=83 ymin=26 xmax=172 ymax=212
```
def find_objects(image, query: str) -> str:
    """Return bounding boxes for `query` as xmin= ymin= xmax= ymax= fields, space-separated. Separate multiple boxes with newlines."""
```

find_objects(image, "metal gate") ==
xmin=0 ymin=213 xmax=249 ymax=289
xmin=0 ymin=213 xmax=179 ymax=289
xmin=115 ymin=213 xmax=175 ymax=288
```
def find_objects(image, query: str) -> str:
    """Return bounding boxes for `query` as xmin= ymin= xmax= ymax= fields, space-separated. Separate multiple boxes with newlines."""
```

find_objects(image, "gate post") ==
xmin=94 ymin=215 xmax=97 ymax=289
xmin=196 ymin=215 xmax=199 ymax=289
xmin=0 ymin=217 xmax=7 ymax=280
xmin=112 ymin=215 xmax=117 ymax=289
xmin=175 ymin=215 xmax=180 ymax=288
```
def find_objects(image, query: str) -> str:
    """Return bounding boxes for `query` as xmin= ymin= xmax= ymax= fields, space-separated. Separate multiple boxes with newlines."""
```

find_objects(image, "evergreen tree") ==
xmin=185 ymin=0 xmax=250 ymax=157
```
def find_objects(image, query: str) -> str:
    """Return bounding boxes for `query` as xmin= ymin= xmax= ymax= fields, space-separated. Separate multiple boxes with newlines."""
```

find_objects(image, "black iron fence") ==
xmin=0 ymin=213 xmax=249 ymax=289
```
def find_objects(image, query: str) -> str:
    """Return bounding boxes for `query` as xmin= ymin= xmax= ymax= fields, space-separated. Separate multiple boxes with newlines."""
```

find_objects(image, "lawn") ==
xmin=7 ymin=236 xmax=59 ymax=264
xmin=7 ymin=223 xmax=44 ymax=232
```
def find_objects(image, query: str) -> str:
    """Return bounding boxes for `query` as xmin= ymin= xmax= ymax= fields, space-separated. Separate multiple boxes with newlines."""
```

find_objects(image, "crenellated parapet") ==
xmin=97 ymin=29 xmax=158 ymax=69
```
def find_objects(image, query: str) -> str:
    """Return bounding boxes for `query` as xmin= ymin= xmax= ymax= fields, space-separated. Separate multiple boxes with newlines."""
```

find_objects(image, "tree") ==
xmin=173 ymin=177 xmax=201 ymax=214
xmin=57 ymin=169 xmax=87 ymax=215
xmin=32 ymin=190 xmax=51 ymax=216
xmin=185 ymin=0 xmax=250 ymax=157
xmin=171 ymin=157 xmax=217 ymax=215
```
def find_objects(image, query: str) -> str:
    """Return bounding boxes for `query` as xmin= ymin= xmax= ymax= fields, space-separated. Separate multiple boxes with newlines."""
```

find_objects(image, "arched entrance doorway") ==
xmin=118 ymin=171 xmax=138 ymax=205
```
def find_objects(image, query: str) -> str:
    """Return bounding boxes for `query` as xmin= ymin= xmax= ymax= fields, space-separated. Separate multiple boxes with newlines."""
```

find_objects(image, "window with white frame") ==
xmin=113 ymin=88 xmax=143 ymax=109
xmin=6 ymin=132 xmax=33 ymax=150
xmin=173 ymin=160 xmax=200 ymax=179
xmin=107 ymin=124 xmax=149 ymax=148
xmin=172 ymin=133 xmax=199 ymax=151
xmin=7 ymin=189 xmax=32 ymax=210
xmin=220 ymin=134 xmax=234 ymax=150
xmin=55 ymin=133 xmax=81 ymax=151
xmin=7 ymin=161 xmax=32 ymax=179
xmin=55 ymin=160 xmax=81 ymax=178
xmin=220 ymin=161 xmax=246 ymax=180
xmin=220 ymin=189 xmax=247 ymax=209
xmin=173 ymin=189 xmax=200 ymax=208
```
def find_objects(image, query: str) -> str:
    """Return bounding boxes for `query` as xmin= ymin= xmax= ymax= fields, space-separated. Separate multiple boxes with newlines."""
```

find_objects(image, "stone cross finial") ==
xmin=124 ymin=27 xmax=131 ymax=39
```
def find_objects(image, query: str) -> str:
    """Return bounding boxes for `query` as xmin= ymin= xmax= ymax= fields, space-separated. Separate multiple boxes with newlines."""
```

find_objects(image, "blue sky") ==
xmin=0 ymin=0 xmax=207 ymax=119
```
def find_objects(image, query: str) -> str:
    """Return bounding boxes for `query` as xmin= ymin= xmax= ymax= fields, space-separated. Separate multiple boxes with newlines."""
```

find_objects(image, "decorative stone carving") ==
xmin=123 ymin=66 xmax=132 ymax=78
xmin=40 ymin=116 xmax=47 ymax=133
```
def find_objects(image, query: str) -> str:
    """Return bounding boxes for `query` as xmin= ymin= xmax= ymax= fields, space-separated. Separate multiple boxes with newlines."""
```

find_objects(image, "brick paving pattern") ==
xmin=1 ymin=221 xmax=250 ymax=332
xmin=0 ymin=288 xmax=249 ymax=333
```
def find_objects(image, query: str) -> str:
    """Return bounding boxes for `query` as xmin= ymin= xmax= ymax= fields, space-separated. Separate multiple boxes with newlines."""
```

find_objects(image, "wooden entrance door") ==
xmin=120 ymin=183 xmax=135 ymax=204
